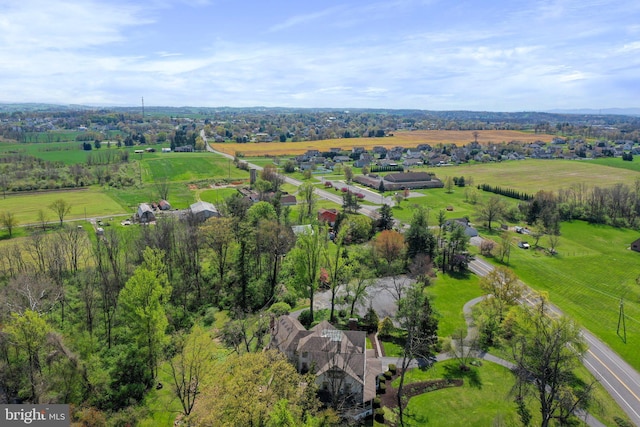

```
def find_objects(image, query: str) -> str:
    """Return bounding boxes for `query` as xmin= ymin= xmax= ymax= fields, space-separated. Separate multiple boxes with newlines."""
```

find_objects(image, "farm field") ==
xmin=484 ymin=221 xmax=640 ymax=371
xmin=0 ymin=188 xmax=125 ymax=224
xmin=141 ymin=153 xmax=247 ymax=183
xmin=434 ymin=159 xmax=640 ymax=194
xmin=211 ymin=130 xmax=555 ymax=157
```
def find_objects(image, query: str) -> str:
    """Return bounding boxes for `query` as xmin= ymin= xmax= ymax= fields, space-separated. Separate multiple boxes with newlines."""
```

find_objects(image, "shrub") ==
xmin=298 ymin=309 xmax=312 ymax=328
xmin=374 ymin=408 xmax=385 ymax=423
xmin=384 ymin=370 xmax=393 ymax=380
xmin=373 ymin=397 xmax=381 ymax=409
xmin=202 ymin=307 xmax=218 ymax=327
xmin=480 ymin=239 xmax=495 ymax=256
xmin=388 ymin=364 xmax=397 ymax=375
xmin=378 ymin=317 xmax=395 ymax=338
xmin=362 ymin=306 xmax=379 ymax=333
xmin=378 ymin=382 xmax=386 ymax=394
xmin=269 ymin=302 xmax=291 ymax=317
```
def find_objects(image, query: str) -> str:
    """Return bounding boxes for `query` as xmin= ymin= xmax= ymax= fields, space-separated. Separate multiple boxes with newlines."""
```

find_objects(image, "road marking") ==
xmin=587 ymin=349 xmax=640 ymax=419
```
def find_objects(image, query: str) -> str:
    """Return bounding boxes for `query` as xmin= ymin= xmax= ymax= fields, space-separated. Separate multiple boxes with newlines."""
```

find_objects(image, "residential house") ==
xmin=269 ymin=316 xmax=382 ymax=408
xmin=158 ymin=200 xmax=172 ymax=211
xmin=318 ymin=208 xmax=339 ymax=226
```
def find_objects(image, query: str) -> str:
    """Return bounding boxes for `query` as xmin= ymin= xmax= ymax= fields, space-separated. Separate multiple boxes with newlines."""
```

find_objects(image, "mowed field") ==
xmin=0 ymin=188 xmax=125 ymax=224
xmin=211 ymin=130 xmax=555 ymax=156
xmin=141 ymin=153 xmax=247 ymax=183
xmin=434 ymin=159 xmax=640 ymax=193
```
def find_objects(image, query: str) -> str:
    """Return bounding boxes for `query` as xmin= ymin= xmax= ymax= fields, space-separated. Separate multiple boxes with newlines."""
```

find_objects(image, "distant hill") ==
xmin=547 ymin=108 xmax=640 ymax=116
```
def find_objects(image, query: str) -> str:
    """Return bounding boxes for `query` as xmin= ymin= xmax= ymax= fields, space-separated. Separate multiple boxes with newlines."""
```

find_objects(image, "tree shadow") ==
xmin=443 ymin=363 xmax=483 ymax=389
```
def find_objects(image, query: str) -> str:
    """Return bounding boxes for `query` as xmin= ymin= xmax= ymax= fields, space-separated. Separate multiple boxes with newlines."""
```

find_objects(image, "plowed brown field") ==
xmin=210 ymin=130 xmax=554 ymax=157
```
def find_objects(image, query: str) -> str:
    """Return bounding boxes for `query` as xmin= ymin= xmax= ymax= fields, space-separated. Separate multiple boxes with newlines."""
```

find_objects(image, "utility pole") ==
xmin=141 ymin=96 xmax=145 ymax=120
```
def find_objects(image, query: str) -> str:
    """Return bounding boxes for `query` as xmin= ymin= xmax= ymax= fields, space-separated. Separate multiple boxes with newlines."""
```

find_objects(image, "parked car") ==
xmin=518 ymin=241 xmax=530 ymax=249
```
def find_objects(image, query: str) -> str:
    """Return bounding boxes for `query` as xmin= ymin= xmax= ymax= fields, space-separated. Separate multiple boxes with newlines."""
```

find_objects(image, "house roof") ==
xmin=384 ymin=172 xmax=432 ymax=183
xmin=190 ymin=201 xmax=217 ymax=214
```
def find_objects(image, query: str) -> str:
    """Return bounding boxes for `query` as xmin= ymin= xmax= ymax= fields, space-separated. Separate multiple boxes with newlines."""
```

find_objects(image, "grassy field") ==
xmin=141 ymin=153 xmax=247 ymax=183
xmin=483 ymin=220 xmax=640 ymax=370
xmin=0 ymin=188 xmax=126 ymax=224
xmin=427 ymin=273 xmax=483 ymax=338
xmin=388 ymin=360 xmax=535 ymax=426
xmin=104 ymin=183 xmax=197 ymax=211
xmin=385 ymin=358 xmax=628 ymax=427
xmin=211 ymin=130 xmax=555 ymax=157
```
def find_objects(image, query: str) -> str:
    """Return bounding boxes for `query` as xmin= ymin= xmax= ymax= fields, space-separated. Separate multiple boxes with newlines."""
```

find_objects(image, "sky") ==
xmin=1 ymin=0 xmax=639 ymax=111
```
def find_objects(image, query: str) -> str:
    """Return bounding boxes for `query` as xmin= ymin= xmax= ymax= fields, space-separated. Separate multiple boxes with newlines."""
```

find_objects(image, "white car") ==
xmin=518 ymin=241 xmax=530 ymax=249
xmin=121 ymin=220 xmax=132 ymax=226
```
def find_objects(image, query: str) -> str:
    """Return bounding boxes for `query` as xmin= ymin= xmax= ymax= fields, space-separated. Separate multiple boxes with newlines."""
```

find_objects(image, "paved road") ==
xmin=205 ymin=134 xmax=638 ymax=424
xmin=468 ymin=255 xmax=640 ymax=426
xmin=203 ymin=132 xmax=383 ymax=219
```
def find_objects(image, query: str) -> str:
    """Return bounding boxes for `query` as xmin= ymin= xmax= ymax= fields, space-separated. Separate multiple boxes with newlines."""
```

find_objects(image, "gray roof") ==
xmin=190 ymin=201 xmax=218 ymax=215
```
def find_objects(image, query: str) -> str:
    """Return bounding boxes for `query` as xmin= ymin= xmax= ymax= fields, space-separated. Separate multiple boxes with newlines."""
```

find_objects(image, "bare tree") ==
xmin=49 ymin=199 xmax=72 ymax=226
xmin=169 ymin=325 xmax=216 ymax=416
xmin=477 ymin=196 xmax=506 ymax=231
xmin=155 ymin=177 xmax=170 ymax=201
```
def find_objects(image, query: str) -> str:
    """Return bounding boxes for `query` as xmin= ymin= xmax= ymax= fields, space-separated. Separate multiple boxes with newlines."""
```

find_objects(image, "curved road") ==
xmin=469 ymin=256 xmax=640 ymax=425
xmin=204 ymin=133 xmax=640 ymax=425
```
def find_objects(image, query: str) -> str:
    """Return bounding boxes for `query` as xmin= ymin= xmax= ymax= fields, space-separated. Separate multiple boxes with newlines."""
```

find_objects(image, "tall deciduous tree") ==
xmin=4 ymin=310 xmax=51 ymax=402
xmin=323 ymin=229 xmax=351 ymax=322
xmin=118 ymin=248 xmax=171 ymax=379
xmin=289 ymin=226 xmax=326 ymax=324
xmin=49 ymin=199 xmax=72 ymax=226
xmin=396 ymin=285 xmax=439 ymax=427
xmin=0 ymin=211 xmax=18 ymax=238
xmin=297 ymin=182 xmax=317 ymax=223
xmin=510 ymin=297 xmax=592 ymax=427
xmin=479 ymin=266 xmax=523 ymax=322
xmin=169 ymin=324 xmax=216 ymax=416
xmin=477 ymin=195 xmax=506 ymax=231
xmin=187 ymin=350 xmax=319 ymax=426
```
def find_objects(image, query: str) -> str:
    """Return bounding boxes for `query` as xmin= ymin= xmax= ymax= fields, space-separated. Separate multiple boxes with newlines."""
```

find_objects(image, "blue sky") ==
xmin=1 ymin=0 xmax=639 ymax=111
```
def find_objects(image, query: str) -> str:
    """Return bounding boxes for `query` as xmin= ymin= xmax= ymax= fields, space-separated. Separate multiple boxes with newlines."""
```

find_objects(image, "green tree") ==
xmin=0 ymin=211 xmax=18 ymax=238
xmin=477 ymin=195 xmax=506 ymax=231
xmin=323 ymin=229 xmax=351 ymax=322
xmin=4 ymin=310 xmax=51 ymax=401
xmin=479 ymin=266 xmax=523 ymax=322
xmin=343 ymin=165 xmax=353 ymax=183
xmin=377 ymin=203 xmax=394 ymax=231
xmin=396 ymin=285 xmax=439 ymax=427
xmin=188 ymin=350 xmax=319 ymax=426
xmin=49 ymin=198 xmax=72 ymax=226
xmin=510 ymin=298 xmax=592 ymax=427
xmin=169 ymin=324 xmax=217 ymax=416
xmin=288 ymin=226 xmax=326 ymax=324
xmin=405 ymin=207 xmax=436 ymax=260
xmin=297 ymin=182 xmax=317 ymax=223
xmin=118 ymin=248 xmax=171 ymax=379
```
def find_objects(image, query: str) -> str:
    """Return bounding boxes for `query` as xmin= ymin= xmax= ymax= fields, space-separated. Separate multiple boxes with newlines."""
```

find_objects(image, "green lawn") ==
xmin=483 ymin=220 xmax=640 ymax=371
xmin=389 ymin=360 xmax=537 ymax=426
xmin=427 ymin=273 xmax=483 ymax=338
xmin=0 ymin=188 xmax=126 ymax=224
xmin=142 ymin=153 xmax=248 ymax=183
xmin=198 ymin=188 xmax=238 ymax=205
xmin=104 ymin=183 xmax=196 ymax=210
xmin=386 ymin=359 xmax=630 ymax=427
